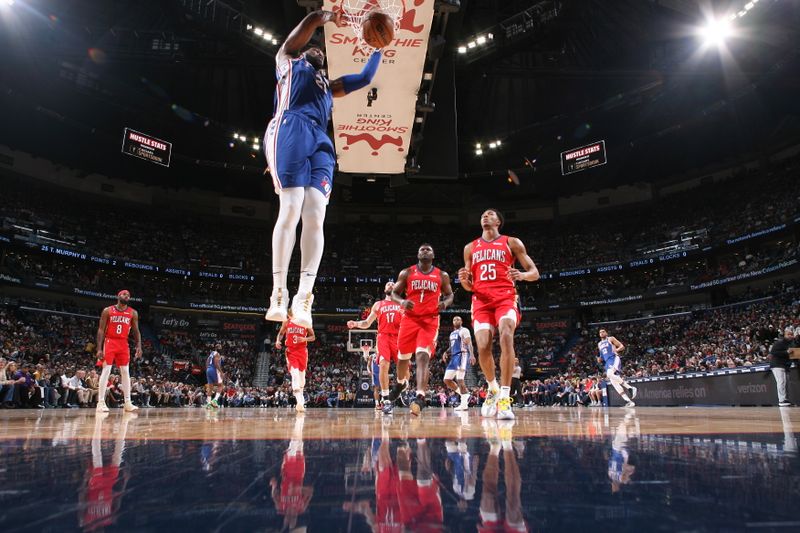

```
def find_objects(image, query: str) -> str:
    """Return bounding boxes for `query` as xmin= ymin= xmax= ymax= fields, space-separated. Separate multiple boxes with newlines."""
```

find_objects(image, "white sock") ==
xmin=499 ymin=386 xmax=511 ymax=400
xmin=381 ymin=389 xmax=390 ymax=398
xmin=621 ymin=394 xmax=631 ymax=402
xmin=460 ymin=393 xmax=470 ymax=406
xmin=271 ymin=188 xmax=304 ymax=291
xmin=120 ymin=366 xmax=132 ymax=403
xmin=298 ymin=187 xmax=327 ymax=295
xmin=294 ymin=391 xmax=304 ymax=406
xmin=416 ymin=390 xmax=425 ymax=398
xmin=97 ymin=365 xmax=112 ymax=404
xmin=488 ymin=379 xmax=499 ymax=392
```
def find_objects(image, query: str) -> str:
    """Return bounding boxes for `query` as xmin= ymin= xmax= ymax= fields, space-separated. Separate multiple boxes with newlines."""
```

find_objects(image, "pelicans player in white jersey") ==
xmin=442 ymin=316 xmax=475 ymax=411
xmin=264 ymin=10 xmax=384 ymax=329
xmin=597 ymin=328 xmax=637 ymax=407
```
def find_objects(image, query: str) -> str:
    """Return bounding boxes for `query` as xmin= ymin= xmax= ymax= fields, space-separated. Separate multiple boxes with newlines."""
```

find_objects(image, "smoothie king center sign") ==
xmin=324 ymin=0 xmax=434 ymax=174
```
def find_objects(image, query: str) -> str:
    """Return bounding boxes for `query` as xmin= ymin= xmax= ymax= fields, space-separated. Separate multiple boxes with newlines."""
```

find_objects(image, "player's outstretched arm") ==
xmin=507 ymin=237 xmax=540 ymax=282
xmin=279 ymin=10 xmax=344 ymax=62
xmin=439 ymin=272 xmax=455 ymax=311
xmin=392 ymin=269 xmax=413 ymax=311
xmin=132 ymin=310 xmax=143 ymax=359
xmin=458 ymin=243 xmax=474 ymax=291
xmin=331 ymin=51 xmax=383 ymax=97
xmin=275 ymin=321 xmax=288 ymax=349
xmin=347 ymin=302 xmax=379 ymax=329
xmin=96 ymin=307 xmax=109 ymax=360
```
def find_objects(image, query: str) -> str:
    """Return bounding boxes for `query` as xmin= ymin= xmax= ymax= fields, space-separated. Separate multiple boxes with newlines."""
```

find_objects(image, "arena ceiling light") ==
xmin=459 ymin=33 xmax=493 ymax=54
xmin=246 ymin=23 xmax=277 ymax=46
xmin=699 ymin=17 xmax=733 ymax=47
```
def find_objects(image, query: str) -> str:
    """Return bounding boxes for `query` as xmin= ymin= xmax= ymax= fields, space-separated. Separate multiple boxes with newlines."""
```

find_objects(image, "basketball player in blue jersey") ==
xmin=265 ymin=10 xmax=384 ymax=329
xmin=443 ymin=316 xmax=475 ymax=411
xmin=597 ymin=329 xmax=637 ymax=407
xmin=205 ymin=344 xmax=224 ymax=408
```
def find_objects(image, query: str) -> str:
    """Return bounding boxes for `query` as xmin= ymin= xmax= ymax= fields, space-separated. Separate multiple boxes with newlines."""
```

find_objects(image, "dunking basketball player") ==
xmin=390 ymin=244 xmax=454 ymax=415
xmin=348 ymin=282 xmax=403 ymax=414
xmin=442 ymin=316 xmax=475 ymax=411
xmin=265 ymin=10 xmax=384 ymax=329
xmin=205 ymin=344 xmax=224 ymax=409
xmin=95 ymin=290 xmax=142 ymax=414
xmin=459 ymin=209 xmax=539 ymax=420
xmin=597 ymin=329 xmax=637 ymax=407
xmin=276 ymin=311 xmax=316 ymax=412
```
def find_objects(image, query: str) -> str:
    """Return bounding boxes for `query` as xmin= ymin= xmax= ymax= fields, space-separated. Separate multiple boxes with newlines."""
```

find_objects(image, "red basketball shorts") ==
xmin=471 ymin=289 xmax=520 ymax=332
xmin=377 ymin=333 xmax=399 ymax=364
xmin=103 ymin=340 xmax=130 ymax=366
xmin=397 ymin=478 xmax=443 ymax=528
xmin=286 ymin=349 xmax=308 ymax=372
xmin=397 ymin=316 xmax=439 ymax=358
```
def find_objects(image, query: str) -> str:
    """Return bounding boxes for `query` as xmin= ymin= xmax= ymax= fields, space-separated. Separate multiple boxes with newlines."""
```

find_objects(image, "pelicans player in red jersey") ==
xmin=95 ymin=290 xmax=142 ymax=414
xmin=276 ymin=310 xmax=316 ymax=412
xmin=459 ymin=209 xmax=539 ymax=420
xmin=348 ymin=281 xmax=403 ymax=414
xmin=270 ymin=415 xmax=313 ymax=531
xmin=391 ymin=244 xmax=454 ymax=415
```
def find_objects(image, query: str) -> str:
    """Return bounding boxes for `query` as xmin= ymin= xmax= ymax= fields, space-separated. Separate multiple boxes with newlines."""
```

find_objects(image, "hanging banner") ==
xmin=324 ymin=0 xmax=435 ymax=174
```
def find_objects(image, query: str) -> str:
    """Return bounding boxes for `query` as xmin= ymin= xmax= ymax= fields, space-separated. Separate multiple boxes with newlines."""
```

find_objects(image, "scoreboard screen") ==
xmin=560 ymin=140 xmax=607 ymax=175
xmin=121 ymin=128 xmax=172 ymax=167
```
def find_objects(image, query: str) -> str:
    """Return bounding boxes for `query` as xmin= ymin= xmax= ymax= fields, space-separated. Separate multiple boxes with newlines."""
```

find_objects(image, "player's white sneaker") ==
xmin=454 ymin=403 xmax=469 ymax=411
xmin=295 ymin=403 xmax=306 ymax=413
xmin=496 ymin=397 xmax=515 ymax=420
xmin=96 ymin=402 xmax=109 ymax=413
xmin=123 ymin=402 xmax=139 ymax=412
xmin=265 ymin=288 xmax=289 ymax=322
xmin=629 ymin=386 xmax=638 ymax=400
xmin=290 ymin=292 xmax=314 ymax=328
xmin=481 ymin=390 xmax=499 ymax=418
xmin=625 ymin=401 xmax=636 ymax=408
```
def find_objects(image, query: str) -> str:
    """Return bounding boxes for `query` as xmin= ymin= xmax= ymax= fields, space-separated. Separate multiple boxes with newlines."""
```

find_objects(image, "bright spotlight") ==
xmin=254 ymin=27 xmax=264 ymax=36
xmin=475 ymin=149 xmax=483 ymax=156
xmin=457 ymin=45 xmax=467 ymax=54
xmin=476 ymin=35 xmax=486 ymax=45
xmin=700 ymin=18 xmax=732 ymax=47
xmin=467 ymin=41 xmax=476 ymax=49
xmin=252 ymin=143 xmax=259 ymax=150
xmin=5 ymin=0 xmax=15 ymax=5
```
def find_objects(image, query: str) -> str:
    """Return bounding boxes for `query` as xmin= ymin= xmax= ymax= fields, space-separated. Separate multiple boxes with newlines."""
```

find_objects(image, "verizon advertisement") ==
xmin=324 ymin=0 xmax=434 ymax=174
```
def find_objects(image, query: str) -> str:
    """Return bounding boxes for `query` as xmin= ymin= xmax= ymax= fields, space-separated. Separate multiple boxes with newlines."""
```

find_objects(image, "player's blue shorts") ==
xmin=371 ymin=359 xmax=381 ymax=387
xmin=264 ymin=111 xmax=335 ymax=201
xmin=206 ymin=367 xmax=221 ymax=385
xmin=446 ymin=353 xmax=465 ymax=372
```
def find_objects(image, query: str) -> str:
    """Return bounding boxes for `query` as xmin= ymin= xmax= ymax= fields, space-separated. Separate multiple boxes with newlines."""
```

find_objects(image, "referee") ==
xmin=769 ymin=327 xmax=795 ymax=407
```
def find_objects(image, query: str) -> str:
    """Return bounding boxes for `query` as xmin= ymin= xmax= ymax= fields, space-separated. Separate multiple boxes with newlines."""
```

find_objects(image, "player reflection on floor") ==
xmin=270 ymin=415 xmax=313 ymax=531
xmin=479 ymin=420 xmax=527 ymax=533
xmin=79 ymin=412 xmax=136 ymax=531
xmin=607 ymin=410 xmax=639 ymax=495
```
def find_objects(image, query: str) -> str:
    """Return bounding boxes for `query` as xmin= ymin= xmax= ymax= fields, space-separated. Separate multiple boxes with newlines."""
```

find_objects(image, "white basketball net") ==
xmin=340 ymin=0 xmax=405 ymax=53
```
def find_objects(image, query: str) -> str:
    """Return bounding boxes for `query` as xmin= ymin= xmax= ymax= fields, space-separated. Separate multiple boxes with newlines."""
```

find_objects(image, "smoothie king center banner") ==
xmin=324 ymin=0 xmax=434 ymax=174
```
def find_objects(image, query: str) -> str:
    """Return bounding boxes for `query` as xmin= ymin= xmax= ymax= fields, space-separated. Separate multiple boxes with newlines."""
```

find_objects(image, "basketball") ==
xmin=362 ymin=10 xmax=394 ymax=49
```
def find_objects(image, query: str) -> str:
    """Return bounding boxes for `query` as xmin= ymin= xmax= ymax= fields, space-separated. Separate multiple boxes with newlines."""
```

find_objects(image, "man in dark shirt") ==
xmin=769 ymin=327 xmax=794 ymax=407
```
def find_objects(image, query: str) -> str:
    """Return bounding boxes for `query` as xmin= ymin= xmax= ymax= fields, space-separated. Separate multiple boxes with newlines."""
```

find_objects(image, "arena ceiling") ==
xmin=0 ymin=0 xmax=798 ymax=200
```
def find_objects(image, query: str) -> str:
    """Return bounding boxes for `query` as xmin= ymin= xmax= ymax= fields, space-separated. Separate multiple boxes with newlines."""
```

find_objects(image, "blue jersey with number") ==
xmin=447 ymin=328 xmax=470 ymax=371
xmin=275 ymin=56 xmax=332 ymax=127
xmin=598 ymin=339 xmax=618 ymax=369
xmin=206 ymin=351 xmax=222 ymax=370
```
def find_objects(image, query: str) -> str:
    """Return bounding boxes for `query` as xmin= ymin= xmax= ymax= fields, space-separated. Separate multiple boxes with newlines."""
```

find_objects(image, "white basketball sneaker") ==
xmin=481 ymin=389 xmax=499 ymax=418
xmin=265 ymin=288 xmax=289 ymax=322
xmin=290 ymin=292 xmax=314 ymax=328
xmin=96 ymin=401 xmax=110 ymax=413
xmin=496 ymin=397 xmax=515 ymax=420
xmin=123 ymin=402 xmax=139 ymax=412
